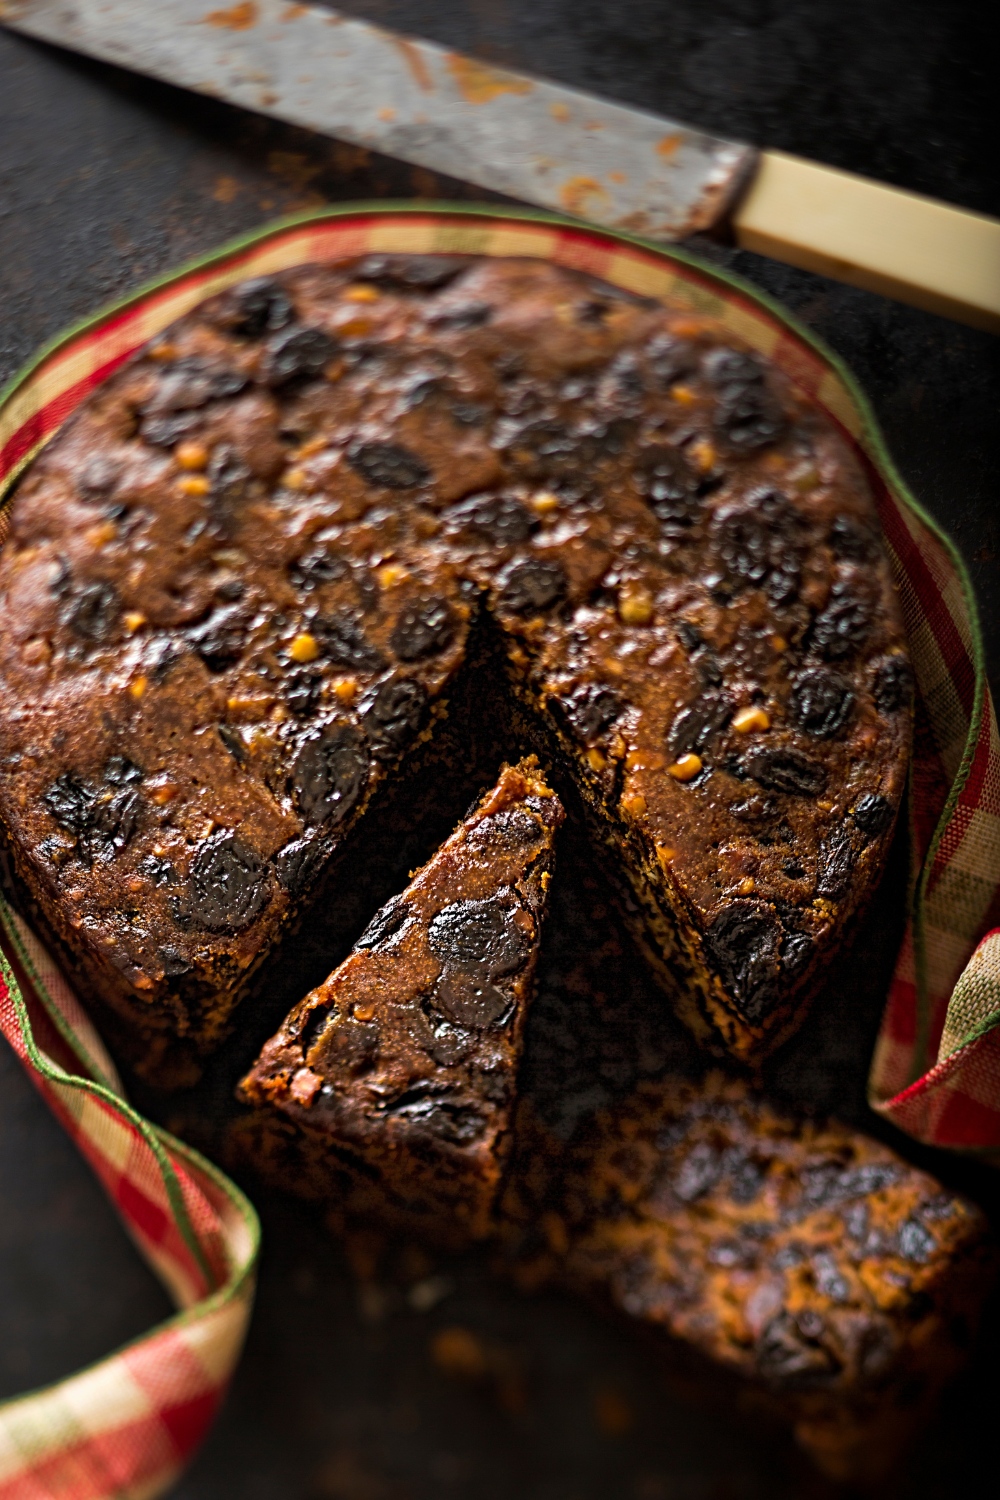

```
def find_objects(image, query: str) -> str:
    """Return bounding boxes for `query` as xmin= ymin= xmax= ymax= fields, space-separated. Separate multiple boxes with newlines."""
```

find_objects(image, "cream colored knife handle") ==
xmin=732 ymin=151 xmax=1000 ymax=334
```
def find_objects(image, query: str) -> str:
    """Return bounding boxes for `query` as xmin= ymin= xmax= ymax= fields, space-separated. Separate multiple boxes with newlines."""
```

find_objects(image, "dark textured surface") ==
xmin=0 ymin=4 xmax=997 ymax=1496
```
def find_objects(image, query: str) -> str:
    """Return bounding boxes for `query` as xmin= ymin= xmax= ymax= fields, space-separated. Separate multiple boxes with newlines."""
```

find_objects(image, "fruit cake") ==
xmin=502 ymin=1074 xmax=994 ymax=1484
xmin=235 ymin=758 xmax=562 ymax=1248
xmin=0 ymin=253 xmax=911 ymax=1071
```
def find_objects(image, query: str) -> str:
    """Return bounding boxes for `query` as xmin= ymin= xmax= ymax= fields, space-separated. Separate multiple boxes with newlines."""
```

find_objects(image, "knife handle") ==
xmin=731 ymin=150 xmax=1000 ymax=335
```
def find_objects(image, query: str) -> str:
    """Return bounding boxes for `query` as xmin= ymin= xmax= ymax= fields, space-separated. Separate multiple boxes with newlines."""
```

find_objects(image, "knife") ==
xmin=2 ymin=0 xmax=997 ymax=333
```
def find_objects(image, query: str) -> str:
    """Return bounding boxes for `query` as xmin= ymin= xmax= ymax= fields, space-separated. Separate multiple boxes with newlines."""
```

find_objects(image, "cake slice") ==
xmin=237 ymin=758 xmax=563 ymax=1247
xmin=502 ymin=1074 xmax=995 ymax=1485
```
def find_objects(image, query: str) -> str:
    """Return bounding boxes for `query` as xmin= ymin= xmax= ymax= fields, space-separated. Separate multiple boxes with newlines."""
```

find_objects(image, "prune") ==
xmin=292 ymin=724 xmax=369 ymax=827
xmin=355 ymin=896 xmax=412 ymax=951
xmin=428 ymin=897 xmax=530 ymax=980
xmin=704 ymin=900 xmax=783 ymax=1022
xmin=667 ymin=692 xmax=733 ymax=758
xmin=282 ymin=667 xmax=322 ymax=718
xmin=898 ymin=1218 xmax=935 ymax=1264
xmin=187 ymin=832 xmax=270 ymax=933
xmin=562 ymin=683 xmax=624 ymax=745
xmin=671 ymin=1141 xmax=723 ymax=1202
xmin=789 ymin=668 xmax=855 ymax=738
xmin=157 ymin=944 xmax=192 ymax=978
xmin=852 ymin=792 xmax=894 ymax=838
xmin=314 ymin=612 xmax=385 ymax=673
xmin=645 ymin=334 xmax=697 ymax=387
xmin=186 ymin=604 xmax=245 ymax=672
xmin=62 ymin=582 xmax=119 ymax=642
xmin=712 ymin=491 xmax=803 ymax=603
xmin=390 ymin=599 xmax=455 ymax=661
xmin=741 ymin=746 xmax=825 ymax=797
xmin=829 ymin=515 xmax=877 ymax=562
xmin=446 ymin=493 xmax=536 ymax=546
xmin=274 ymin=835 xmax=328 ymax=895
xmin=262 ymin=325 xmax=337 ymax=386
xmin=497 ymin=560 xmax=566 ymax=615
xmin=810 ymin=580 xmax=872 ymax=660
xmin=872 ymin=656 xmax=913 ymax=714
xmin=104 ymin=755 xmax=142 ymax=785
xmin=635 ymin=445 xmax=702 ymax=530
xmin=230 ymin=277 xmax=294 ymax=337
xmin=428 ymin=303 xmax=493 ymax=330
xmin=432 ymin=971 xmax=511 ymax=1029
xmin=816 ymin=830 xmax=855 ymax=898
xmin=353 ymin=253 xmax=468 ymax=290
xmin=142 ymin=358 xmax=248 ymax=414
xmin=756 ymin=1313 xmax=836 ymax=1384
xmin=363 ymin=678 xmax=428 ymax=751
xmin=703 ymin=348 xmax=786 ymax=454
xmin=289 ymin=550 xmax=346 ymax=590
xmin=346 ymin=440 xmax=431 ymax=489
xmin=208 ymin=445 xmax=252 ymax=505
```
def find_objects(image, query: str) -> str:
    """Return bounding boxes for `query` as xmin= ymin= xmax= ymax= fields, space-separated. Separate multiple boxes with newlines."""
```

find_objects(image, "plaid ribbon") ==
xmin=0 ymin=206 xmax=997 ymax=1496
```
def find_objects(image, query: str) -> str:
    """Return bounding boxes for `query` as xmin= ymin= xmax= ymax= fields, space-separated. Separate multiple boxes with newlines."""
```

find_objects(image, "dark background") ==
xmin=1 ymin=4 xmax=998 ymax=1497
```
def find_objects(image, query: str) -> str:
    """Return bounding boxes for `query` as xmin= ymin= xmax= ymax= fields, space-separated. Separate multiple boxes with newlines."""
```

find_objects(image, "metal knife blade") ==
xmin=0 ymin=0 xmax=756 ymax=240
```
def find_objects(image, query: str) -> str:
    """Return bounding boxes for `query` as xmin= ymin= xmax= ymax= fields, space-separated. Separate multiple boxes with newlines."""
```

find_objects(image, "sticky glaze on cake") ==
xmin=0 ymin=254 xmax=911 ymax=1074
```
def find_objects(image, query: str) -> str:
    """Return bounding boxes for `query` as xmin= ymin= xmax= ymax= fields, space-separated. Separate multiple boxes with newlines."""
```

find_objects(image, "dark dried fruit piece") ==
xmin=188 ymin=832 xmax=270 ymax=934
xmin=262 ymin=325 xmax=337 ymax=386
xmin=668 ymin=693 xmax=733 ymax=758
xmin=390 ymin=599 xmax=455 ymax=661
xmin=704 ymin=901 xmax=783 ymax=1022
xmin=429 ymin=303 xmax=493 ymax=330
xmin=217 ymin=724 xmax=248 ymax=762
xmin=186 ymin=604 xmax=246 ymax=672
xmin=363 ymin=678 xmax=428 ymax=752
xmin=703 ymin=348 xmax=786 ymax=454
xmin=230 ymin=277 xmax=294 ymax=337
xmin=816 ymin=830 xmax=855 ymax=898
xmin=282 ymin=667 xmax=322 ymax=718
xmin=432 ymin=971 xmax=512 ymax=1029
xmin=314 ymin=612 xmax=384 ymax=673
xmin=810 ymin=581 xmax=872 ymax=660
xmin=852 ymin=793 xmax=894 ymax=839
xmin=446 ymin=493 xmax=536 ymax=546
xmin=646 ymin=333 xmax=697 ymax=387
xmin=872 ymin=656 xmax=914 ymax=715
xmin=142 ymin=359 xmax=249 ymax=416
xmin=208 ymin=445 xmax=252 ymax=505
xmin=104 ymin=755 xmax=142 ymax=785
xmin=497 ymin=560 xmax=566 ymax=616
xmin=712 ymin=491 xmax=804 ymax=604
xmin=789 ymin=669 xmax=855 ymax=738
xmin=428 ymin=897 xmax=531 ymax=980
xmin=347 ymin=441 xmax=431 ymax=490
xmin=755 ymin=1312 xmax=837 ymax=1385
xmin=274 ymin=836 xmax=328 ymax=895
xmin=292 ymin=724 xmax=369 ymax=828
xmin=741 ymin=746 xmax=826 ymax=797
xmin=829 ymin=515 xmax=877 ymax=562
xmin=353 ymin=253 xmax=468 ymax=290
xmin=562 ymin=683 xmax=624 ymax=745
xmin=289 ymin=549 xmax=345 ymax=591
xmin=62 ymin=582 xmax=119 ymax=643
xmin=158 ymin=944 xmax=192 ymax=978
xmin=635 ymin=445 xmax=702 ymax=530
xmin=141 ymin=413 xmax=201 ymax=449
xmin=355 ymin=896 xmax=412 ymax=951
xmin=782 ymin=930 xmax=814 ymax=974
xmin=42 ymin=773 xmax=95 ymax=834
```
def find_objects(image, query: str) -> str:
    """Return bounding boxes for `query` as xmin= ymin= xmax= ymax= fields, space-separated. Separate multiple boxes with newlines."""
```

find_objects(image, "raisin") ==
xmin=829 ymin=515 xmax=877 ymax=562
xmin=390 ymin=599 xmax=455 ymax=661
xmin=314 ymin=612 xmax=384 ymax=673
xmin=501 ymin=418 xmax=579 ymax=476
xmin=289 ymin=550 xmax=346 ymax=591
xmin=782 ymin=931 xmax=814 ymax=974
xmin=218 ymin=725 xmax=247 ymax=762
xmin=363 ymin=678 xmax=428 ymax=752
xmin=375 ymin=1082 xmax=486 ymax=1143
xmin=208 ymin=445 xmax=251 ymax=505
xmin=320 ymin=1019 xmax=380 ymax=1076
xmin=42 ymin=774 xmax=95 ymax=834
xmin=852 ymin=792 xmax=894 ymax=838
xmin=672 ymin=1141 xmax=723 ymax=1202
xmin=428 ymin=303 xmax=492 ymax=330
xmin=789 ymin=668 xmax=855 ymax=738
xmin=446 ymin=493 xmax=536 ymax=546
xmin=262 ymin=325 xmax=337 ymax=386
xmin=635 ymin=445 xmax=702 ymax=530
xmin=432 ymin=970 xmax=512 ymax=1029
xmin=713 ymin=491 xmax=804 ymax=602
xmin=422 ymin=1016 xmax=478 ymax=1068
xmin=562 ymin=683 xmax=624 ymax=745
xmin=451 ymin=401 xmax=487 ymax=426
xmin=355 ymin=896 xmax=412 ymax=951
xmin=816 ymin=830 xmax=855 ymax=898
xmin=812 ymin=1253 xmax=850 ymax=1302
xmin=139 ymin=854 xmax=177 ymax=886
xmin=346 ymin=440 xmax=431 ymax=489
xmin=274 ymin=836 xmax=328 ymax=895
xmin=291 ymin=724 xmax=369 ymax=827
xmin=497 ymin=560 xmax=566 ymax=615
xmin=756 ymin=1313 xmax=837 ymax=1384
xmin=230 ymin=277 xmax=294 ymax=337
xmin=741 ymin=746 xmax=826 ymax=797
xmin=703 ymin=348 xmax=786 ymax=454
xmin=62 ymin=582 xmax=118 ymax=642
xmin=353 ymin=254 xmax=468 ymax=290
xmin=730 ymin=795 xmax=778 ymax=824
xmin=142 ymin=358 xmax=248 ymax=414
xmin=141 ymin=413 xmax=201 ymax=448
xmin=283 ymin=667 xmax=322 ymax=718
xmin=810 ymin=580 xmax=872 ymax=660
xmin=428 ymin=897 xmax=530 ymax=980
xmin=646 ymin=334 xmax=697 ymax=387
xmin=468 ymin=808 xmax=541 ymax=852
xmin=898 ymin=1219 xmax=935 ymax=1264
xmin=668 ymin=693 xmax=733 ymax=758
xmin=104 ymin=755 xmax=142 ymax=785
xmin=157 ymin=944 xmax=192 ymax=977
xmin=187 ymin=832 xmax=270 ymax=933
xmin=872 ymin=656 xmax=913 ymax=714
xmin=186 ymin=604 xmax=245 ymax=672
xmin=704 ymin=900 xmax=783 ymax=1021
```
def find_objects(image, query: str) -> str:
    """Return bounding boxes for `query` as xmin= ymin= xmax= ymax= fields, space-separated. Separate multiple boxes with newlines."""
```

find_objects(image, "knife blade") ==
xmin=2 ymin=0 xmax=997 ymax=332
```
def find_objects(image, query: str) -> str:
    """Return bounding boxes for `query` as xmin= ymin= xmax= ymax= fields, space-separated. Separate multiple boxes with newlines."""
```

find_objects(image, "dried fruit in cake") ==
xmin=0 ymin=254 xmax=910 ymax=1074
xmin=501 ymin=1074 xmax=995 ymax=1485
xmin=235 ymin=759 xmax=563 ymax=1248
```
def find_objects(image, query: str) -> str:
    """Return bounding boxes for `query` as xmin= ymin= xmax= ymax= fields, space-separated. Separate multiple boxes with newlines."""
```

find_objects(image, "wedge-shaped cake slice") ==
xmin=238 ymin=758 xmax=563 ymax=1247
xmin=502 ymin=1074 xmax=995 ymax=1485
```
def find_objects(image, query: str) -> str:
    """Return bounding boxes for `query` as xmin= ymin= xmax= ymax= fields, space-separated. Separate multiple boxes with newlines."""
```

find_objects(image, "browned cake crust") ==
xmin=235 ymin=758 xmax=562 ymax=1248
xmin=501 ymin=1075 xmax=994 ymax=1484
xmin=0 ymin=254 xmax=911 ymax=1070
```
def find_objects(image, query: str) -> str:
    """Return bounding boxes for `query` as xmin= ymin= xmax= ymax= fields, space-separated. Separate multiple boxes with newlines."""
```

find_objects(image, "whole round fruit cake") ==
xmin=0 ymin=253 xmax=911 ymax=1077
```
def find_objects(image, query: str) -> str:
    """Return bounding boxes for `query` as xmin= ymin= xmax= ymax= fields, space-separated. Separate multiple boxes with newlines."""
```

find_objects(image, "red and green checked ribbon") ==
xmin=0 ymin=206 xmax=997 ymax=1497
